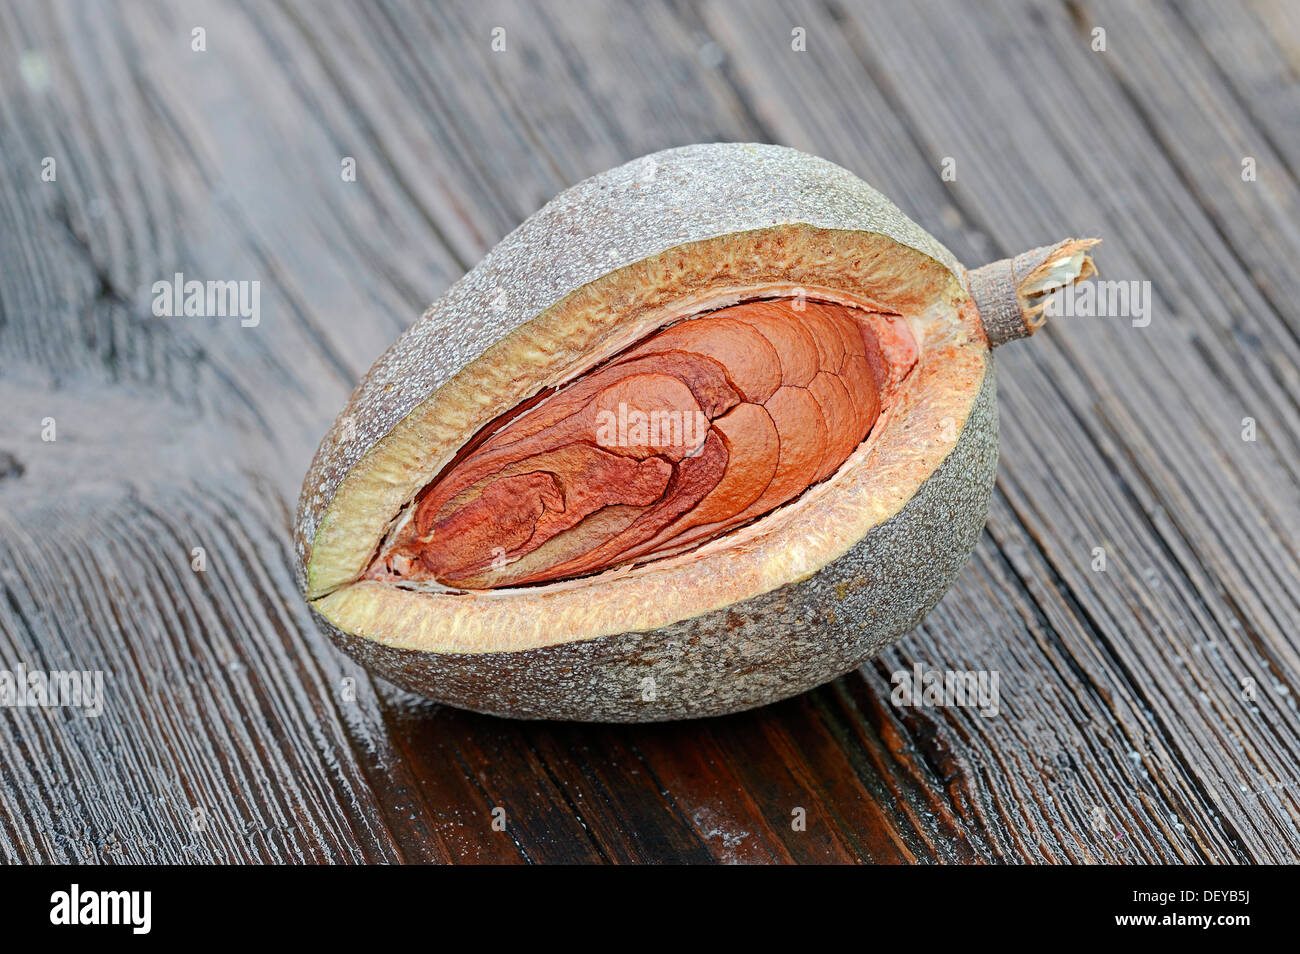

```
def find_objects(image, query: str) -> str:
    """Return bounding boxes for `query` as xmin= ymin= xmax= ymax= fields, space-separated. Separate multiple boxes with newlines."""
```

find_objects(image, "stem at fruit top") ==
xmin=969 ymin=238 xmax=1100 ymax=348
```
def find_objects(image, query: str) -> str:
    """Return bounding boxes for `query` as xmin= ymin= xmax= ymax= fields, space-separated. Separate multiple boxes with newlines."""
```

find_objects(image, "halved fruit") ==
xmin=295 ymin=142 xmax=1097 ymax=721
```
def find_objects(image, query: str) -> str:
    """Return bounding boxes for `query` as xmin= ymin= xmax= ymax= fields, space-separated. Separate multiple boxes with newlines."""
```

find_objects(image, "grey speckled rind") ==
xmin=294 ymin=142 xmax=962 ymax=589
xmin=314 ymin=366 xmax=997 ymax=721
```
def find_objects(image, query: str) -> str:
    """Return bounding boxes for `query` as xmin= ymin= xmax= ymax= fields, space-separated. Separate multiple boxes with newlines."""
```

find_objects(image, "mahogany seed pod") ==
xmin=295 ymin=143 xmax=1098 ymax=721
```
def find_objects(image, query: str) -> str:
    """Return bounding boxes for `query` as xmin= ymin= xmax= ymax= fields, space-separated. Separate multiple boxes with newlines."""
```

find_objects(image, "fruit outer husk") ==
xmin=295 ymin=142 xmax=1095 ymax=721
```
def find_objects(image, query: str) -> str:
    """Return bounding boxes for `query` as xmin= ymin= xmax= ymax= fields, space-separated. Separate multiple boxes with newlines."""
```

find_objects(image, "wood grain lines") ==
xmin=0 ymin=0 xmax=1296 ymax=862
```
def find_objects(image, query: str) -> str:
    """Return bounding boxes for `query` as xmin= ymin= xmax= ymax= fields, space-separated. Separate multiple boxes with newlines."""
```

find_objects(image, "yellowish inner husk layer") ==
xmin=309 ymin=227 xmax=987 ymax=653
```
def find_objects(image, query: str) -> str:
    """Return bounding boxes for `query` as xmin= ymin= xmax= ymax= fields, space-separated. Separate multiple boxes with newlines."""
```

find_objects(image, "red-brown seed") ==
xmin=370 ymin=298 xmax=911 ymax=589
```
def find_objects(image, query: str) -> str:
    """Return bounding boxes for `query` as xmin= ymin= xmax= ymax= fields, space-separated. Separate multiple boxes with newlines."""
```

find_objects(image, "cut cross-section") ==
xmin=369 ymin=299 xmax=916 ymax=589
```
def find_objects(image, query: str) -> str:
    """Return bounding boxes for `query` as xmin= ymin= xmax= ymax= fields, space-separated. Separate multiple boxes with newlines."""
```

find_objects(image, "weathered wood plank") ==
xmin=1 ymin=0 xmax=1297 ymax=863
xmin=0 ymin=481 xmax=403 ymax=861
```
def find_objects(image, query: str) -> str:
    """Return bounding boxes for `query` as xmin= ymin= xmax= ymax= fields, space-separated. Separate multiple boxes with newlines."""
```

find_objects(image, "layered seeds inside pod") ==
xmin=295 ymin=143 xmax=1098 ymax=721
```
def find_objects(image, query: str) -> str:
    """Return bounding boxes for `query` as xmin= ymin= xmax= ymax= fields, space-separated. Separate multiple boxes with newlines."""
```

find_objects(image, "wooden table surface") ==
xmin=2 ymin=0 xmax=1298 ymax=864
